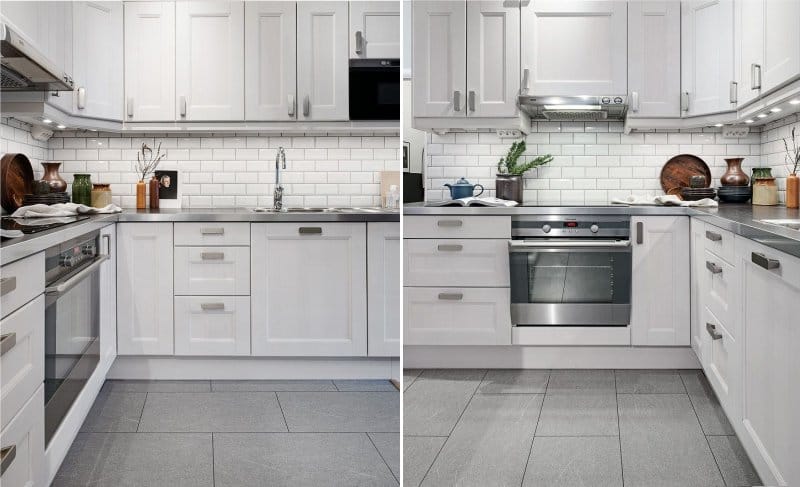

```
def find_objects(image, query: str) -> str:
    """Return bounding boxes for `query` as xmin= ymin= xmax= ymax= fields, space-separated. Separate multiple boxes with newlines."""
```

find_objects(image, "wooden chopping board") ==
xmin=380 ymin=171 xmax=400 ymax=200
xmin=1 ymin=153 xmax=35 ymax=212
xmin=660 ymin=154 xmax=711 ymax=195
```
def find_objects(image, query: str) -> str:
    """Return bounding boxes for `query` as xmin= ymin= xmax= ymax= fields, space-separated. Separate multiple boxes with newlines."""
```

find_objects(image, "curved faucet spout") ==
xmin=274 ymin=147 xmax=287 ymax=211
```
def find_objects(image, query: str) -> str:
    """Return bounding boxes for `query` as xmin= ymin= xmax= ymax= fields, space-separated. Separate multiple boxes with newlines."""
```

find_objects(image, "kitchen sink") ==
xmin=758 ymin=219 xmax=800 ymax=231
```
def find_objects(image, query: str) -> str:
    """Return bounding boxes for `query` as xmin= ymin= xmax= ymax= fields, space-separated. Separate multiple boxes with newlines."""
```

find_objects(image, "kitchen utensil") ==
xmin=660 ymin=154 xmax=711 ymax=194
xmin=444 ymin=177 xmax=484 ymax=199
xmin=721 ymin=158 xmax=749 ymax=186
xmin=1 ymin=153 xmax=35 ymax=212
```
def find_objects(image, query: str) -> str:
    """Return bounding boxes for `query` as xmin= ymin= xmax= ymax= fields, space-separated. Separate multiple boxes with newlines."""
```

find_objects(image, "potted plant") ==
xmin=783 ymin=127 xmax=800 ymax=208
xmin=496 ymin=141 xmax=553 ymax=204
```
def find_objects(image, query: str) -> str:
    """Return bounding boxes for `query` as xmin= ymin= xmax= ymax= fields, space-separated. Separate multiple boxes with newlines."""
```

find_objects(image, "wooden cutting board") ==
xmin=380 ymin=171 xmax=400 ymax=200
xmin=1 ymin=153 xmax=35 ymax=212
xmin=660 ymin=154 xmax=711 ymax=195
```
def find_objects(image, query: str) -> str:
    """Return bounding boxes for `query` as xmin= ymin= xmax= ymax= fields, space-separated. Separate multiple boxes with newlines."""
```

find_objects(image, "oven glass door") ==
xmin=349 ymin=60 xmax=400 ymax=120
xmin=510 ymin=242 xmax=631 ymax=326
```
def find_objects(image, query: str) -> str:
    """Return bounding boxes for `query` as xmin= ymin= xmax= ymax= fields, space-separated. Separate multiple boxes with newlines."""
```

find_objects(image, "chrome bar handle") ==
xmin=706 ymin=322 xmax=723 ymax=340
xmin=438 ymin=292 xmax=463 ymax=301
xmin=298 ymin=227 xmax=322 ymax=235
xmin=681 ymin=92 xmax=690 ymax=112
xmin=631 ymin=91 xmax=639 ymax=112
xmin=45 ymin=255 xmax=109 ymax=296
xmin=752 ymin=252 xmax=779 ymax=270
xmin=520 ymin=68 xmax=529 ymax=95
xmin=102 ymin=234 xmax=112 ymax=257
xmin=510 ymin=239 xmax=631 ymax=249
xmin=201 ymin=302 xmax=225 ymax=311
xmin=1 ymin=445 xmax=16 ymax=476
xmin=751 ymin=64 xmax=762 ymax=90
xmin=468 ymin=91 xmax=476 ymax=112
xmin=201 ymin=252 xmax=225 ymax=260
xmin=200 ymin=227 xmax=224 ymax=235
xmin=437 ymin=219 xmax=463 ymax=227
xmin=77 ymin=86 xmax=86 ymax=109
xmin=705 ymin=230 xmax=722 ymax=242
xmin=730 ymin=81 xmax=737 ymax=104
xmin=180 ymin=95 xmax=187 ymax=117
xmin=437 ymin=244 xmax=463 ymax=252
xmin=127 ymin=97 xmax=134 ymax=117
xmin=288 ymin=94 xmax=295 ymax=117
xmin=453 ymin=91 xmax=461 ymax=111
xmin=706 ymin=261 xmax=723 ymax=274
xmin=303 ymin=96 xmax=310 ymax=117
xmin=636 ymin=221 xmax=644 ymax=244
xmin=355 ymin=30 xmax=364 ymax=54
xmin=0 ymin=333 xmax=16 ymax=356
xmin=0 ymin=277 xmax=16 ymax=297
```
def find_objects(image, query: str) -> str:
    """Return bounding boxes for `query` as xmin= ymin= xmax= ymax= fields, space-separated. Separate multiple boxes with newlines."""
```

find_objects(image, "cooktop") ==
xmin=1 ymin=216 xmax=90 ymax=235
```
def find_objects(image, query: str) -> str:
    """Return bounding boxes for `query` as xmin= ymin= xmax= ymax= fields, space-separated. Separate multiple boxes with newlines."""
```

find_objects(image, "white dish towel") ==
xmin=11 ymin=202 xmax=123 ymax=218
xmin=611 ymin=194 xmax=719 ymax=207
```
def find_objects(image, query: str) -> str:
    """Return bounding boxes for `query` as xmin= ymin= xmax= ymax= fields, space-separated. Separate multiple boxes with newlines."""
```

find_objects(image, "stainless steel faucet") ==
xmin=274 ymin=147 xmax=286 ymax=211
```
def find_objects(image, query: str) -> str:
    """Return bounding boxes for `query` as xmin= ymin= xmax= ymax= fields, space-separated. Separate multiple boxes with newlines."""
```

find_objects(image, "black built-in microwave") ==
xmin=349 ymin=59 xmax=400 ymax=120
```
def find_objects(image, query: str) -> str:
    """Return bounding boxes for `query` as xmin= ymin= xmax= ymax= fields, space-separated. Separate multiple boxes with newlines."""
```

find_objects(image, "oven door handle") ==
xmin=509 ymin=239 xmax=631 ymax=250
xmin=45 ymin=255 xmax=109 ymax=297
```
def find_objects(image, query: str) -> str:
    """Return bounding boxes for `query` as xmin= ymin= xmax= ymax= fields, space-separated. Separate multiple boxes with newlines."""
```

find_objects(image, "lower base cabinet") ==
xmin=174 ymin=296 xmax=251 ymax=356
xmin=0 ymin=385 xmax=45 ymax=487
xmin=367 ymin=222 xmax=400 ymax=357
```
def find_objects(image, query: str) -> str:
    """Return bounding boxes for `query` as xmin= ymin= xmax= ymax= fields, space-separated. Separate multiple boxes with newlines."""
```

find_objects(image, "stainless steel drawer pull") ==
xmin=200 ymin=228 xmax=225 ymax=235
xmin=0 ymin=277 xmax=16 ymax=297
xmin=706 ymin=322 xmax=723 ymax=340
xmin=706 ymin=261 xmax=723 ymax=274
xmin=298 ymin=227 xmax=323 ymax=235
xmin=438 ymin=292 xmax=463 ymax=301
xmin=437 ymin=244 xmax=463 ymax=251
xmin=0 ymin=333 xmax=16 ymax=356
xmin=437 ymin=220 xmax=463 ymax=228
xmin=1 ymin=445 xmax=16 ymax=476
xmin=201 ymin=303 xmax=225 ymax=311
xmin=636 ymin=221 xmax=643 ymax=244
xmin=705 ymin=231 xmax=722 ymax=242
xmin=201 ymin=252 xmax=224 ymax=260
xmin=453 ymin=91 xmax=461 ymax=111
xmin=355 ymin=30 xmax=364 ymax=54
xmin=752 ymin=252 xmax=780 ymax=270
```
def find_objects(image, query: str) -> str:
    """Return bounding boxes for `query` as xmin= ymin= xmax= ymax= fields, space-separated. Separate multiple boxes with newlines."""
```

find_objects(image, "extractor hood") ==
xmin=1 ymin=22 xmax=73 ymax=91
xmin=517 ymin=95 xmax=628 ymax=122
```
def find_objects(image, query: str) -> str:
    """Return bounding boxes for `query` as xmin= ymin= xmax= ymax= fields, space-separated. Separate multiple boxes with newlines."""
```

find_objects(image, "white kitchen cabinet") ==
xmin=296 ymin=1 xmax=349 ymax=121
xmin=174 ymin=246 xmax=251 ymax=296
xmin=627 ymin=0 xmax=681 ymax=117
xmin=521 ymin=0 xmax=627 ymax=96
xmin=73 ymin=1 xmax=123 ymax=120
xmin=689 ymin=219 xmax=705 ymax=360
xmin=681 ymin=0 xmax=735 ymax=116
xmin=174 ymin=296 xmax=250 ymax=356
xmin=124 ymin=2 xmax=176 ymax=121
xmin=404 ymin=239 xmax=509 ymax=287
xmin=116 ymin=223 xmax=174 ymax=355
xmin=176 ymin=1 xmax=244 ymax=121
xmin=244 ymin=1 xmax=297 ymax=121
xmin=0 ymin=385 xmax=45 ymax=487
xmin=367 ymin=223 xmax=400 ymax=357
xmin=349 ymin=1 xmax=400 ymax=59
xmin=251 ymin=223 xmax=367 ymax=356
xmin=701 ymin=305 xmax=738 ymax=416
xmin=735 ymin=0 xmax=764 ymax=105
xmin=43 ymin=1 xmax=74 ymax=114
xmin=99 ymin=225 xmax=117 ymax=368
xmin=0 ymin=252 xmax=44 ymax=321
xmin=736 ymin=236 xmax=800 ymax=487
xmin=412 ymin=1 xmax=466 ymax=117
xmin=630 ymin=216 xmax=690 ymax=346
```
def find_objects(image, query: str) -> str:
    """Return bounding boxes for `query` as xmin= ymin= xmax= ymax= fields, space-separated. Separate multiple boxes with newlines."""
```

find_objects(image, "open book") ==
xmin=425 ymin=197 xmax=519 ymax=207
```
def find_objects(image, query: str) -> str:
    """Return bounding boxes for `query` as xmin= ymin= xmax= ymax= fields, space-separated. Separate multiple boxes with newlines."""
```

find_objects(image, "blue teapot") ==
xmin=444 ymin=177 xmax=484 ymax=199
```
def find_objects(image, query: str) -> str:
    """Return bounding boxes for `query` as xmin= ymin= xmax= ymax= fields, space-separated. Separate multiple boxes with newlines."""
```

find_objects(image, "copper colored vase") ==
xmin=721 ymin=158 xmax=749 ymax=186
xmin=41 ymin=162 xmax=67 ymax=192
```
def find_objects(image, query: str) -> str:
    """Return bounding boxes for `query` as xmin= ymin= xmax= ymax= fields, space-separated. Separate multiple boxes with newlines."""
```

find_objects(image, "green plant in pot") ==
xmin=496 ymin=141 xmax=553 ymax=204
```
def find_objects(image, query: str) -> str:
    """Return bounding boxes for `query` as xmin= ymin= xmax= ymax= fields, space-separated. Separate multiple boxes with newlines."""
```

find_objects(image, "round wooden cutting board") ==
xmin=660 ymin=154 xmax=711 ymax=195
xmin=1 ymin=153 xmax=35 ymax=212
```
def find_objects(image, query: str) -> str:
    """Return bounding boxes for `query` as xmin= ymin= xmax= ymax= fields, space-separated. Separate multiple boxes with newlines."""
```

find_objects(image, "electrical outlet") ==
xmin=496 ymin=129 xmax=523 ymax=139
xmin=722 ymin=126 xmax=750 ymax=138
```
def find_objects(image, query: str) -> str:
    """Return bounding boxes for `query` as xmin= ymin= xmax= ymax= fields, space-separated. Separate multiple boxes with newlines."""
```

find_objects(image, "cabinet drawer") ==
xmin=702 ymin=223 xmax=734 ymax=265
xmin=702 ymin=249 xmax=738 ymax=339
xmin=701 ymin=307 xmax=736 ymax=413
xmin=175 ymin=297 xmax=250 ymax=356
xmin=0 ymin=384 xmax=45 ymax=487
xmin=174 ymin=222 xmax=250 ymax=246
xmin=0 ymin=252 xmax=44 ymax=320
xmin=404 ymin=216 xmax=511 ymax=239
xmin=0 ymin=295 xmax=44 ymax=431
xmin=174 ymin=247 xmax=250 ymax=295
xmin=404 ymin=239 xmax=509 ymax=287
xmin=404 ymin=287 xmax=511 ymax=345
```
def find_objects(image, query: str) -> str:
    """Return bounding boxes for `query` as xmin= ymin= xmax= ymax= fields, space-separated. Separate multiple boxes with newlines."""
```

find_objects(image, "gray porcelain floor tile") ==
xmin=616 ymin=369 xmax=686 ymax=393
xmin=137 ymin=392 xmax=287 ymax=432
xmin=404 ymin=436 xmax=447 ymax=487
xmin=478 ymin=369 xmax=550 ymax=394
xmin=79 ymin=392 xmax=146 ymax=433
xmin=210 ymin=379 xmax=336 ymax=392
xmin=404 ymin=369 xmax=423 ymax=391
xmin=546 ymin=369 xmax=616 ymax=394
xmin=523 ymin=436 xmax=623 ymax=487
xmin=403 ymin=369 xmax=484 ymax=436
xmin=368 ymin=433 xmax=400 ymax=480
xmin=52 ymin=433 xmax=213 ymax=487
xmin=278 ymin=392 xmax=399 ymax=432
xmin=618 ymin=394 xmax=724 ymax=487
xmin=102 ymin=379 xmax=211 ymax=393
xmin=680 ymin=370 xmax=735 ymax=435
xmin=707 ymin=435 xmax=761 ymax=487
xmin=536 ymin=392 xmax=619 ymax=436
xmin=422 ymin=394 xmax=543 ymax=487
xmin=334 ymin=380 xmax=397 ymax=391
xmin=214 ymin=433 xmax=397 ymax=486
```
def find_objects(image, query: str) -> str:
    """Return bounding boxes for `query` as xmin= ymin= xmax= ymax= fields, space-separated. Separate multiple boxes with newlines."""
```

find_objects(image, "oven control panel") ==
xmin=513 ymin=216 xmax=630 ymax=239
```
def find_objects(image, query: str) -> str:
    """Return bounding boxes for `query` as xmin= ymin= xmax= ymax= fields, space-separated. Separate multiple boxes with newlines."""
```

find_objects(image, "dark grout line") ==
xmin=366 ymin=432 xmax=399 ymax=484
xmin=402 ymin=434 xmax=451 ymax=438
xmin=614 ymin=370 xmax=625 ymax=487
xmin=680 ymin=373 xmax=727 ymax=484
xmin=211 ymin=432 xmax=216 ymax=487
xmin=135 ymin=392 xmax=148 ymax=433
xmin=118 ymin=430 xmax=401 ymax=434
xmin=520 ymin=370 xmax=550 ymax=487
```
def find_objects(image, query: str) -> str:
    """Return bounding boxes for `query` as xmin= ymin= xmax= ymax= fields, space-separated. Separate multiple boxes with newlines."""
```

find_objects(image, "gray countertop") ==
xmin=1 ymin=207 xmax=399 ymax=265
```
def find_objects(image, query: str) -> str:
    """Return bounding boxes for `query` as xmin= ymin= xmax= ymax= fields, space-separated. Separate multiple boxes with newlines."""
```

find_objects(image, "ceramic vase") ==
xmin=496 ymin=174 xmax=523 ymax=204
xmin=787 ymin=174 xmax=799 ymax=209
xmin=41 ymin=162 xmax=67 ymax=192
xmin=136 ymin=180 xmax=147 ymax=209
xmin=721 ymin=158 xmax=749 ymax=186
xmin=149 ymin=176 xmax=160 ymax=209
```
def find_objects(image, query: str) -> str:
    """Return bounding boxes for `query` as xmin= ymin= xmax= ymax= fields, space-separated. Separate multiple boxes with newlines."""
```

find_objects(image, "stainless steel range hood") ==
xmin=1 ymin=22 xmax=73 ymax=91
xmin=517 ymin=95 xmax=628 ymax=122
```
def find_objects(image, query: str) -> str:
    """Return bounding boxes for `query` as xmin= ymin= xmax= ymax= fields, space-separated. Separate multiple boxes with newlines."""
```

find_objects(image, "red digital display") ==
xmin=564 ymin=221 xmax=578 ymax=228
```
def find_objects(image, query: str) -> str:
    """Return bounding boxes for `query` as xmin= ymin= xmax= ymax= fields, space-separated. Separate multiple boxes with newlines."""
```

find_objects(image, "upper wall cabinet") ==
xmin=521 ymin=0 xmax=627 ymax=96
xmin=176 ymin=1 xmax=245 ymax=121
xmin=244 ymin=2 xmax=297 ymax=121
xmin=124 ymin=2 xmax=176 ymax=121
xmin=681 ymin=0 xmax=735 ymax=116
xmin=628 ymin=1 xmax=681 ymax=118
xmin=73 ymin=2 xmax=123 ymax=121
xmin=349 ymin=1 xmax=401 ymax=59
xmin=296 ymin=2 xmax=349 ymax=121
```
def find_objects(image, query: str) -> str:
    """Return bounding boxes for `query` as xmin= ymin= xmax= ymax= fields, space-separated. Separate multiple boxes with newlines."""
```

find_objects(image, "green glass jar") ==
xmin=72 ymin=174 xmax=92 ymax=206
xmin=751 ymin=167 xmax=773 ymax=180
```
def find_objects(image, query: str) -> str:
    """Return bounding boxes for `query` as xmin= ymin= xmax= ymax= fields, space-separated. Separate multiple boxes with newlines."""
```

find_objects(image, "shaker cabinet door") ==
xmin=349 ymin=1 xmax=401 ymax=59
xmin=367 ymin=223 xmax=400 ymax=357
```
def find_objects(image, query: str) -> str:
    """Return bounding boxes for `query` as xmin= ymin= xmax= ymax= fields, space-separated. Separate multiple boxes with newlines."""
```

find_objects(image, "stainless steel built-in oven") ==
xmin=44 ymin=230 xmax=107 ymax=446
xmin=509 ymin=216 xmax=632 ymax=327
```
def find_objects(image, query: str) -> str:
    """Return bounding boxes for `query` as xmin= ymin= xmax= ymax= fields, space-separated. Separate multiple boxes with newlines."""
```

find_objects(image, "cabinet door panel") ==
xmin=174 ymin=246 xmax=251 ymax=296
xmin=466 ymin=1 xmax=519 ymax=117
xmin=245 ymin=1 xmax=297 ymax=121
xmin=124 ymin=1 xmax=176 ymax=121
xmin=763 ymin=0 xmax=800 ymax=92
xmin=367 ymin=223 xmax=400 ymax=357
xmin=296 ymin=1 xmax=349 ymax=121
xmin=412 ymin=1 xmax=466 ymax=117
xmin=735 ymin=0 xmax=764 ymax=105
xmin=349 ymin=1 xmax=400 ymax=59
xmin=175 ymin=296 xmax=250 ymax=356
xmin=176 ymin=1 xmax=245 ymax=120
xmin=0 ymin=386 xmax=45 ymax=487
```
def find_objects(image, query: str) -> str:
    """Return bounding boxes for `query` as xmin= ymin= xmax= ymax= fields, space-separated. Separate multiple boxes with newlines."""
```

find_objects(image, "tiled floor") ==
xmin=403 ymin=369 xmax=761 ymax=487
xmin=53 ymin=380 xmax=399 ymax=486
